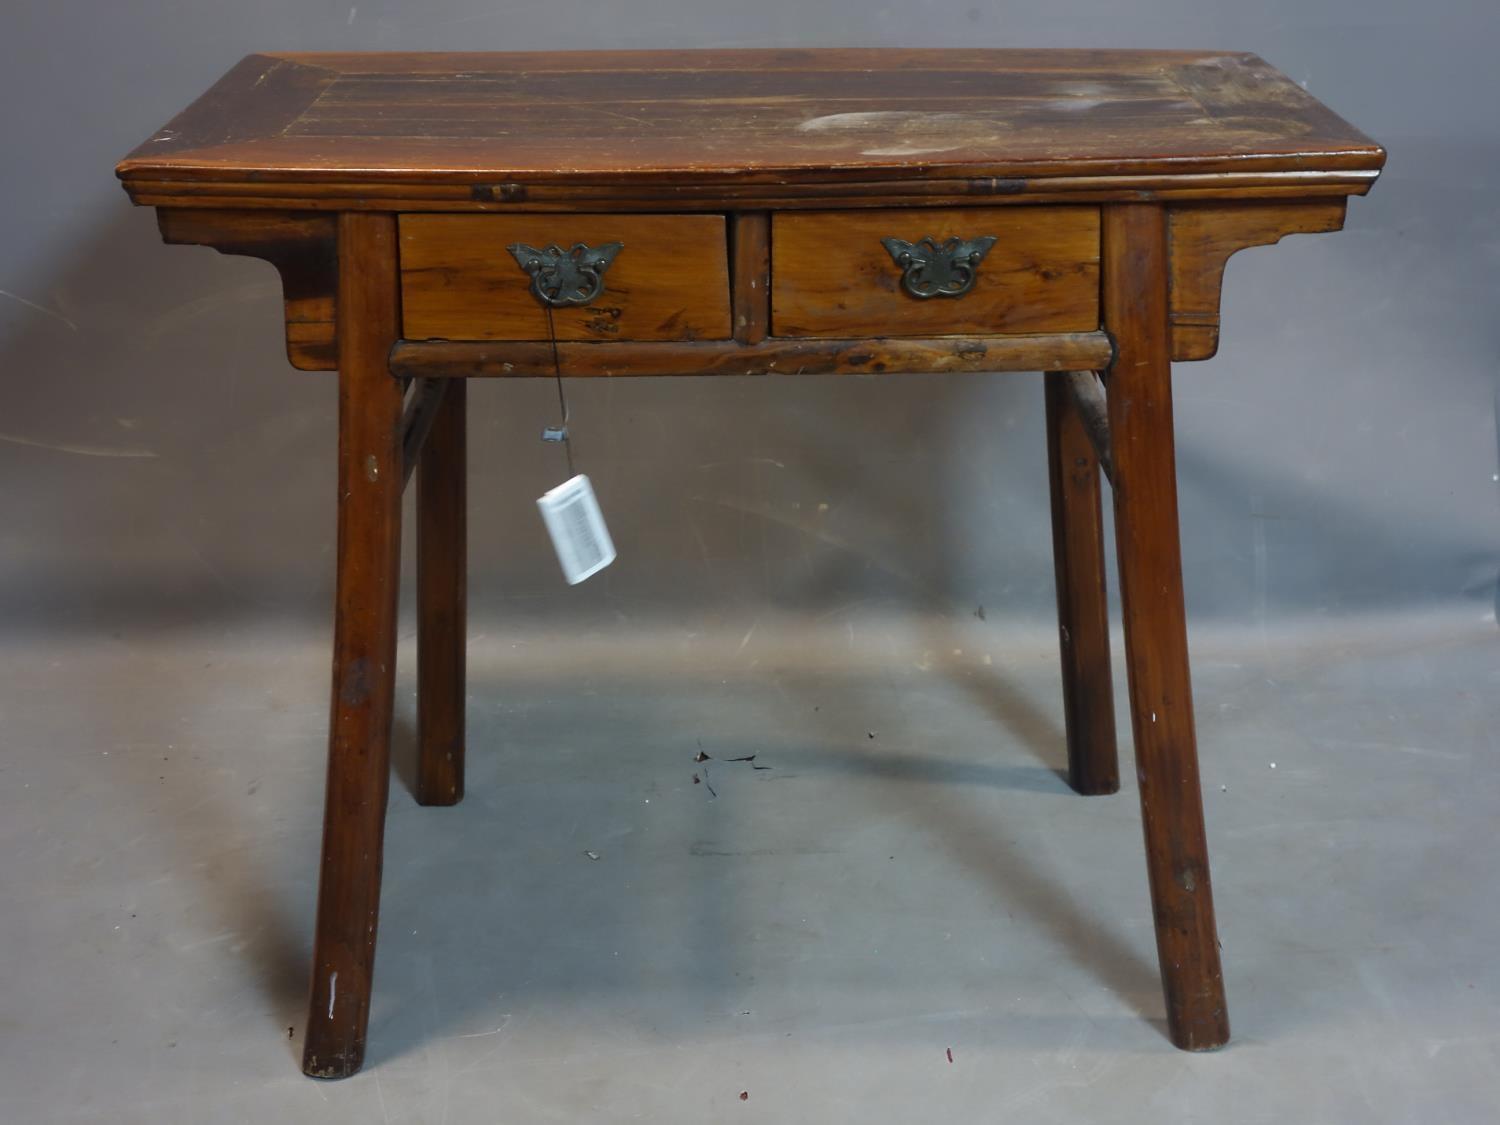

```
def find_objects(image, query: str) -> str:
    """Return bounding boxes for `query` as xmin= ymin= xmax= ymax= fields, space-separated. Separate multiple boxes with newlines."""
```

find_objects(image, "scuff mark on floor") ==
xmin=0 ymin=433 xmax=158 ymax=458
xmin=0 ymin=288 xmax=77 ymax=331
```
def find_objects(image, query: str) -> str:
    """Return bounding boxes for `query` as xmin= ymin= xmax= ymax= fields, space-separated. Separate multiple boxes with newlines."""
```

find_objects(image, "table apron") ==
xmin=386 ymin=333 xmax=1116 ymax=379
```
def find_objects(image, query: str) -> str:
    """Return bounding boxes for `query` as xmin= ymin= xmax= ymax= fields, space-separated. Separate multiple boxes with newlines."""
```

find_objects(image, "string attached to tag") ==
xmin=541 ymin=304 xmax=576 ymax=478
xmin=535 ymin=302 xmax=615 ymax=584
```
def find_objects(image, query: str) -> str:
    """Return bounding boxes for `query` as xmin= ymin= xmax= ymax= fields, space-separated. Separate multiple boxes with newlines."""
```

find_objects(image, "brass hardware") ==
xmin=506 ymin=241 xmax=624 ymax=308
xmin=880 ymin=235 xmax=997 ymax=299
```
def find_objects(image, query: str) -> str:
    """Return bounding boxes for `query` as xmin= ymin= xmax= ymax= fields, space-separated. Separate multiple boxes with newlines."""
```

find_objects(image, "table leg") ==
xmin=1102 ymin=203 xmax=1230 ymax=1051
xmin=417 ymin=378 xmax=467 ymax=806
xmin=303 ymin=213 xmax=405 ymax=1079
xmin=1044 ymin=372 xmax=1119 ymax=795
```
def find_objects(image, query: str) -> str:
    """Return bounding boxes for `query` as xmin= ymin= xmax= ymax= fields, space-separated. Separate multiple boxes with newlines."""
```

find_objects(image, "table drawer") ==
xmin=399 ymin=213 xmax=732 ymax=342
xmin=771 ymin=207 xmax=1100 ymax=338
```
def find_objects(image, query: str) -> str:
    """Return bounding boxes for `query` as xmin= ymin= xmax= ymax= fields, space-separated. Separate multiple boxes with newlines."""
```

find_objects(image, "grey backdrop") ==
xmin=3 ymin=1 xmax=1497 ymax=636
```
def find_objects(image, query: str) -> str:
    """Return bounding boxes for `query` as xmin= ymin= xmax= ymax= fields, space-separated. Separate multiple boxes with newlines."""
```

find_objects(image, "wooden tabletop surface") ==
xmin=117 ymin=49 xmax=1383 ymax=198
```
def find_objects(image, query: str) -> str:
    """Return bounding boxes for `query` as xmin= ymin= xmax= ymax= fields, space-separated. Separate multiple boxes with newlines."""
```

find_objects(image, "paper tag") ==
xmin=536 ymin=474 xmax=616 ymax=585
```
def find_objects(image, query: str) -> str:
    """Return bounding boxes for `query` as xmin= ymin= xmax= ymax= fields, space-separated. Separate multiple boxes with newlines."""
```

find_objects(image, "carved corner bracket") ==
xmin=156 ymin=208 xmax=338 ymax=371
xmin=1167 ymin=199 xmax=1348 ymax=361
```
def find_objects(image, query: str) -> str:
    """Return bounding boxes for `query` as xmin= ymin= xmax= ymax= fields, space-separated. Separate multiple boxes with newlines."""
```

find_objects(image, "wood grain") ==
xmin=1045 ymin=371 xmax=1119 ymax=796
xmin=131 ymin=54 xmax=336 ymax=159
xmin=387 ymin=333 xmax=1114 ymax=378
xmin=303 ymin=213 xmax=406 ymax=1079
xmin=117 ymin=50 xmax=1385 ymax=211
xmin=149 ymin=198 xmax=1356 ymax=372
xmin=1168 ymin=199 xmax=1348 ymax=360
xmin=1060 ymin=370 xmax=1112 ymax=481
xmin=1102 ymin=203 xmax=1229 ymax=1051
xmin=157 ymin=208 xmax=336 ymax=370
xmin=399 ymin=378 xmax=447 ymax=487
xmin=417 ymin=378 xmax=467 ymax=807
xmin=399 ymin=213 xmax=731 ymax=342
xmin=127 ymin=172 xmax=1378 ymax=212
xmin=772 ymin=207 xmax=1099 ymax=337
xmin=731 ymin=212 xmax=771 ymax=345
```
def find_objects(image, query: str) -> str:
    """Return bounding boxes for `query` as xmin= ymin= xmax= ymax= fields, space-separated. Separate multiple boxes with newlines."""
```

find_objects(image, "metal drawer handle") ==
xmin=506 ymin=240 xmax=624 ymax=308
xmin=880 ymin=235 xmax=998 ymax=300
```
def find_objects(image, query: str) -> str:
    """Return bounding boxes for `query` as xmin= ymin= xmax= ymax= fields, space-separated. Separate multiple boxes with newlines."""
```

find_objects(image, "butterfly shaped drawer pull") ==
xmin=880 ymin=235 xmax=998 ymax=300
xmin=506 ymin=241 xmax=624 ymax=308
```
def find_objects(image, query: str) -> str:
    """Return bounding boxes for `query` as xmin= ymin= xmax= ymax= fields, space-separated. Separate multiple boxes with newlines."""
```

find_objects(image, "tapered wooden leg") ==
xmin=303 ymin=212 xmax=405 ymax=1079
xmin=1102 ymin=203 xmax=1230 ymax=1051
xmin=1045 ymin=372 xmax=1119 ymax=795
xmin=416 ymin=378 xmax=467 ymax=806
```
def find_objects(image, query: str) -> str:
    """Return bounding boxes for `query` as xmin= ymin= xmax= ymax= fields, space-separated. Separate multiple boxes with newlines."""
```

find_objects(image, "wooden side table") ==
xmin=116 ymin=49 xmax=1384 ymax=1077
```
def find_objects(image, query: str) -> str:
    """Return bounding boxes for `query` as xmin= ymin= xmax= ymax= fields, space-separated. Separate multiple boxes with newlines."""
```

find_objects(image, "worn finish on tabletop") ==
xmin=117 ymin=50 xmax=1383 ymax=208
xmin=117 ymin=48 xmax=1382 ymax=1078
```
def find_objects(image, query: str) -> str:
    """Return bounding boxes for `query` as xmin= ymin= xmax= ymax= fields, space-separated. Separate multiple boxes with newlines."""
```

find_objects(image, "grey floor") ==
xmin=4 ymin=608 xmax=1497 ymax=1123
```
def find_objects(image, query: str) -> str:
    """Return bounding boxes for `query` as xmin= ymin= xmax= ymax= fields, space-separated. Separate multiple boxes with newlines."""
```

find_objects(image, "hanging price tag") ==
xmin=536 ymin=474 xmax=616 ymax=585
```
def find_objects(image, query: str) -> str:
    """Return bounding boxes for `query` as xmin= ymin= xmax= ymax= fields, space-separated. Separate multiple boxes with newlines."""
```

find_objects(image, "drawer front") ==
xmin=400 ymin=213 xmax=732 ymax=342
xmin=771 ymin=207 xmax=1100 ymax=338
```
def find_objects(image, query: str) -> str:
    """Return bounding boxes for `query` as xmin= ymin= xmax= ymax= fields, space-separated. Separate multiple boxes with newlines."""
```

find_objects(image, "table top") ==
xmin=117 ymin=49 xmax=1383 ymax=206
